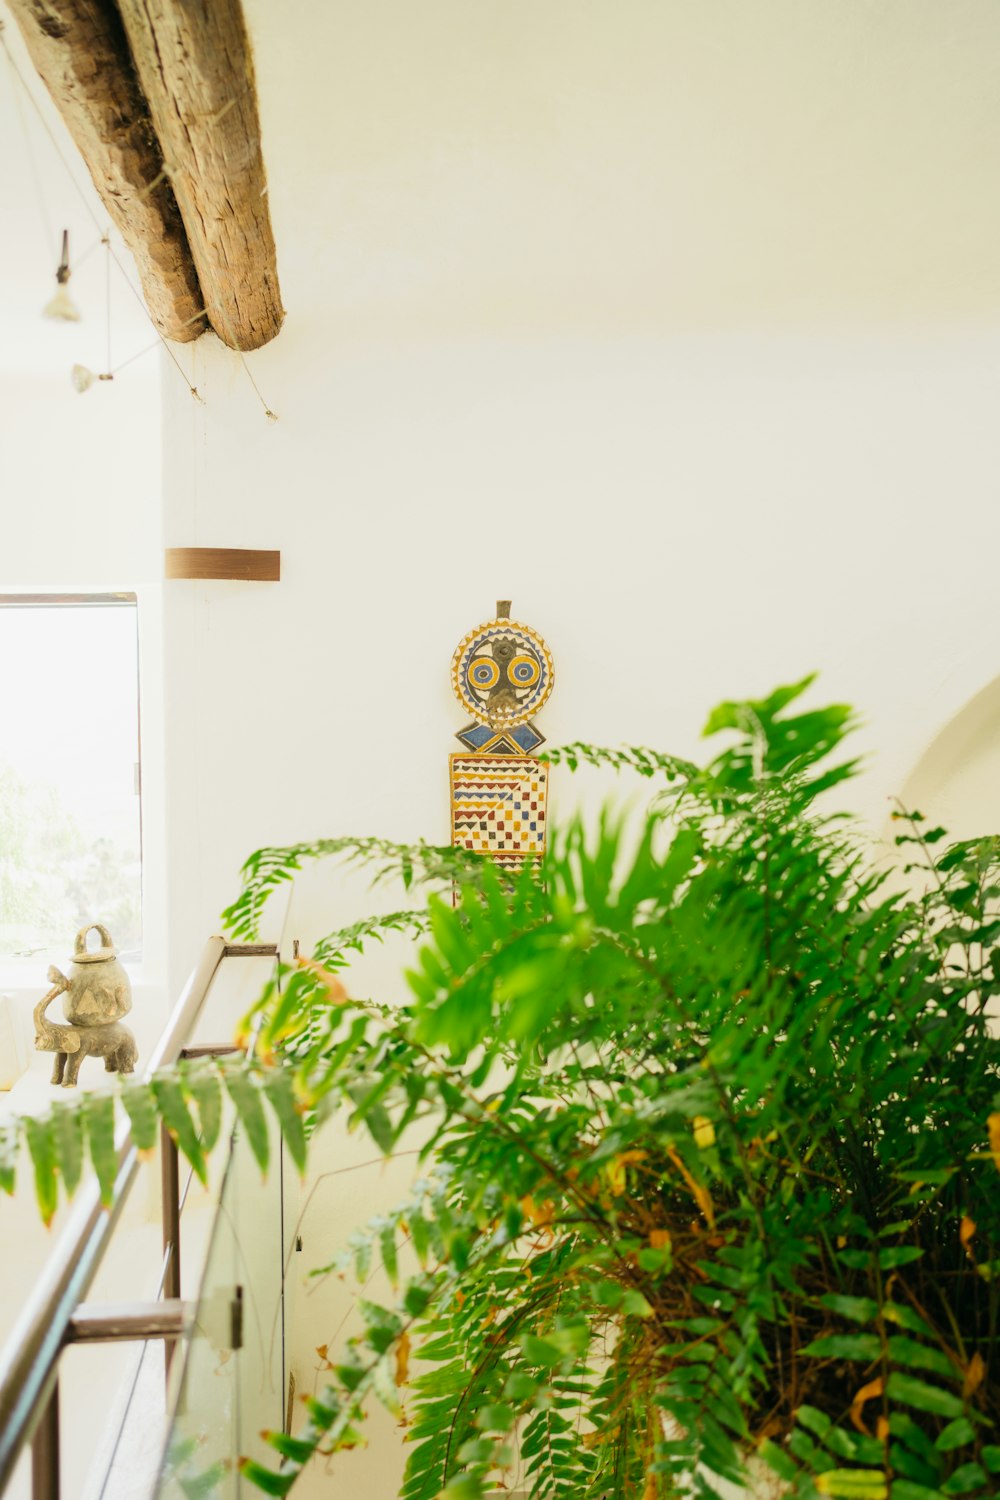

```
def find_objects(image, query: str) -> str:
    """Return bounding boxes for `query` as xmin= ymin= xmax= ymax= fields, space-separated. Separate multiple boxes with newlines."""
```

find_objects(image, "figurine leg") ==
xmin=63 ymin=1053 xmax=82 ymax=1087
xmin=51 ymin=1053 xmax=66 ymax=1085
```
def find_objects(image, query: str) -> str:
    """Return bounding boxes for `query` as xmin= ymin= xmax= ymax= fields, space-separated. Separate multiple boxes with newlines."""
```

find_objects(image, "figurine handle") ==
xmin=74 ymin=923 xmax=113 ymax=956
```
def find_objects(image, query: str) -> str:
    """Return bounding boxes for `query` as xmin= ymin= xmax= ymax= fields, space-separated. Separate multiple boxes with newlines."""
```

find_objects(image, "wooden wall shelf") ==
xmin=165 ymin=548 xmax=280 ymax=582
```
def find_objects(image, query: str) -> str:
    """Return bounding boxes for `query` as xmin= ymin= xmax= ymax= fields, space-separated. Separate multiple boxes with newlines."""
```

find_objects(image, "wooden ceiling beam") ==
xmin=116 ymin=0 xmax=284 ymax=352
xmin=5 ymin=0 xmax=207 ymax=342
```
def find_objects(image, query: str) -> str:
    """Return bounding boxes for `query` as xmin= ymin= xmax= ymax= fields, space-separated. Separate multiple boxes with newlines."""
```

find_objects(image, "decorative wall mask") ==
xmin=450 ymin=602 xmax=553 ymax=870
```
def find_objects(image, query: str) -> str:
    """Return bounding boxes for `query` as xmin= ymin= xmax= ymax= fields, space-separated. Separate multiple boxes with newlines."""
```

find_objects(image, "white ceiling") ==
xmin=1 ymin=0 xmax=999 ymax=375
xmin=245 ymin=0 xmax=1000 ymax=339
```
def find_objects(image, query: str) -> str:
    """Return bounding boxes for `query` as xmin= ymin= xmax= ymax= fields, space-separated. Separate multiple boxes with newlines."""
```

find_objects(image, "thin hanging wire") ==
xmin=0 ymin=22 xmax=104 ymax=238
xmin=1 ymin=24 xmax=55 ymax=257
xmin=104 ymin=234 xmax=111 ymax=371
xmin=237 ymin=354 xmax=278 ymax=422
xmin=106 ymin=241 xmax=203 ymax=401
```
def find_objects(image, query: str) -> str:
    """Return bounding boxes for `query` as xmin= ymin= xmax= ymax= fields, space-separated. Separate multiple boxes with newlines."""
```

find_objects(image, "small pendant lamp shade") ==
xmin=44 ymin=230 xmax=81 ymax=322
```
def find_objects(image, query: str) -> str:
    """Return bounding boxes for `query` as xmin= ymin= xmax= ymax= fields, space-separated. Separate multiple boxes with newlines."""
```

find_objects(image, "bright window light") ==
xmin=0 ymin=595 xmax=142 ymax=963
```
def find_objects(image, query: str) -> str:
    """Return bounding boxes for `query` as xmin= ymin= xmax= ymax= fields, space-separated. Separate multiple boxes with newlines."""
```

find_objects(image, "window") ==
xmin=0 ymin=595 xmax=142 ymax=963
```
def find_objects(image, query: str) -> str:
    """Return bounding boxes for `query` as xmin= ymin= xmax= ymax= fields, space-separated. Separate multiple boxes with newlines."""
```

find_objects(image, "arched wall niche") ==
xmin=895 ymin=673 xmax=1000 ymax=842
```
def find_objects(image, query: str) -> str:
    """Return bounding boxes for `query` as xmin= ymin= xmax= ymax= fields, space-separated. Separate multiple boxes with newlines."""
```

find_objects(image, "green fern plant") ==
xmin=4 ymin=677 xmax=998 ymax=1498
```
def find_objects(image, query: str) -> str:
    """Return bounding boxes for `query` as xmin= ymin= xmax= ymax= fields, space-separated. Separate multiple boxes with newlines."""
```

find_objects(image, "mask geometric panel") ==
xmin=450 ymin=601 xmax=553 ymax=869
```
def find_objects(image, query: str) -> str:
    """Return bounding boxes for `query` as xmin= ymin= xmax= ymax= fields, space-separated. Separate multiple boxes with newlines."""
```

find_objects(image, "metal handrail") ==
xmin=0 ymin=937 xmax=276 ymax=1495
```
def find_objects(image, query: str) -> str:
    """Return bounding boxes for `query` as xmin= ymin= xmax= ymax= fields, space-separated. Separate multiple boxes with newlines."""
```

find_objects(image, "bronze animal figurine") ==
xmin=34 ymin=984 xmax=138 ymax=1085
xmin=33 ymin=924 xmax=138 ymax=1088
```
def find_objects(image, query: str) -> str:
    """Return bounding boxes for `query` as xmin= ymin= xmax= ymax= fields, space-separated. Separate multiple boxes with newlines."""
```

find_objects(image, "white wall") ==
xmin=160 ymin=326 xmax=1000 ymax=981
xmin=154 ymin=10 xmax=1000 ymax=1487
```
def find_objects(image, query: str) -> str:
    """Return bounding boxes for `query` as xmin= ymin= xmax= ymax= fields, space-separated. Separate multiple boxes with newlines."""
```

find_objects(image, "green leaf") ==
xmin=381 ymin=1223 xmax=399 ymax=1286
xmin=177 ymin=1460 xmax=227 ymax=1499
xmin=621 ymin=1289 xmax=654 ymax=1318
xmin=885 ymin=1374 xmax=965 ymax=1419
xmin=120 ymin=1084 xmax=159 ymax=1153
xmin=50 ymin=1105 xmax=84 ymax=1196
xmin=440 ymin=1478 xmax=483 ymax=1500
xmin=260 ymin=1428 xmax=314 ymax=1464
xmin=886 ymin=1337 xmax=955 ymax=1380
xmin=262 ymin=1069 xmax=308 ymax=1175
xmin=815 ymin=1470 xmax=888 ymax=1498
xmin=877 ymin=1246 xmax=924 ymax=1270
xmin=25 ymin=1116 xmax=58 ymax=1226
xmin=223 ymin=1070 xmax=269 ymax=1174
xmin=186 ymin=1067 xmax=224 ymax=1154
xmin=152 ymin=1077 xmax=207 ymax=1184
xmin=942 ymin=1465 xmax=987 ymax=1495
xmin=372 ymin=1354 xmax=401 ymax=1415
xmin=264 ymin=1432 xmax=318 ymax=1464
xmin=980 ymin=1448 xmax=1000 ymax=1475
xmin=365 ymin=1102 xmax=394 ymax=1155
xmin=474 ymin=1403 xmax=515 ymax=1431
xmin=800 ymin=1335 xmax=881 ymax=1361
xmin=402 ymin=1280 xmax=431 ymax=1317
xmin=84 ymin=1092 xmax=118 ymax=1206
xmin=520 ymin=1334 xmax=566 ymax=1367
xmin=882 ymin=1304 xmax=937 ymax=1340
xmin=0 ymin=1123 xmax=17 ymax=1195
xmin=819 ymin=1295 xmax=880 ymax=1324
xmin=237 ymin=1459 xmax=296 ymax=1495
xmin=409 ymin=1211 xmax=430 ymax=1267
xmin=935 ymin=1420 xmax=975 ymax=1453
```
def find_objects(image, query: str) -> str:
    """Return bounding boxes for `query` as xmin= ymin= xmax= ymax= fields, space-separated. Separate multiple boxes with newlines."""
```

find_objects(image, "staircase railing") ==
xmin=0 ymin=938 xmax=279 ymax=1500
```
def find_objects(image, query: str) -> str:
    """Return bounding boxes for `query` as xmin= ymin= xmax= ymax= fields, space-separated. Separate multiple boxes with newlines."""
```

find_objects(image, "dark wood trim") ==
xmin=164 ymin=548 xmax=280 ymax=582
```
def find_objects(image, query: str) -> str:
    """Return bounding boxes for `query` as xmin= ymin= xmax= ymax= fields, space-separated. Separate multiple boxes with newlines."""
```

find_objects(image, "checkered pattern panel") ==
xmin=450 ymin=754 xmax=548 ymax=867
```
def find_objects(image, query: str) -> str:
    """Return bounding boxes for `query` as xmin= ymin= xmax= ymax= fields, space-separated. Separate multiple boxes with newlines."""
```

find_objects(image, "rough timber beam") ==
xmin=4 ymin=0 xmax=206 ymax=342
xmin=116 ymin=0 xmax=284 ymax=352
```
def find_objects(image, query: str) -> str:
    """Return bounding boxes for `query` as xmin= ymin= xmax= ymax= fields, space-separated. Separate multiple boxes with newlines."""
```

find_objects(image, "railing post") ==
xmin=31 ymin=1379 xmax=59 ymax=1500
xmin=161 ymin=1123 xmax=180 ymax=1382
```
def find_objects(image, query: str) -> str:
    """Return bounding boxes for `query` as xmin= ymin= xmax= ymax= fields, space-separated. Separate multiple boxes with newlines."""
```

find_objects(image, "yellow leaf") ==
xmin=875 ymin=1417 xmax=889 ymax=1442
xmin=988 ymin=1112 xmax=1000 ymax=1173
xmin=649 ymin=1228 xmax=672 ymax=1250
xmin=693 ymin=1116 xmax=716 ymax=1149
xmin=963 ymin=1350 xmax=985 ymax=1398
xmin=606 ymin=1151 xmax=647 ymax=1197
xmin=666 ymin=1145 xmax=715 ymax=1228
xmin=395 ymin=1330 xmax=411 ymax=1387
xmin=642 ymin=1475 xmax=657 ymax=1500
xmin=960 ymin=1215 xmax=976 ymax=1260
xmin=850 ymin=1376 xmax=884 ymax=1435
xmin=520 ymin=1197 xmax=555 ymax=1229
xmin=297 ymin=955 xmax=349 ymax=1005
